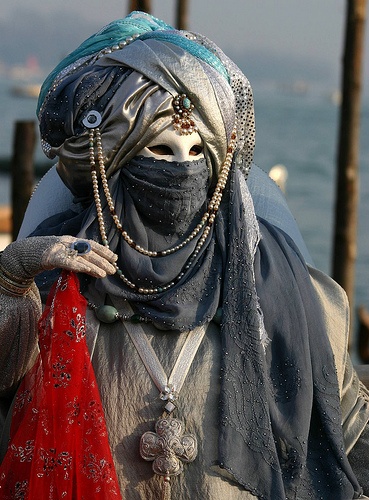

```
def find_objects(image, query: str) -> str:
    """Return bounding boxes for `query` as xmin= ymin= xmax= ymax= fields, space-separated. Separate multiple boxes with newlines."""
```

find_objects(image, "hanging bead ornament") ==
xmin=85 ymin=109 xmax=237 ymax=295
xmin=172 ymin=94 xmax=198 ymax=135
xmin=87 ymin=301 xmax=150 ymax=324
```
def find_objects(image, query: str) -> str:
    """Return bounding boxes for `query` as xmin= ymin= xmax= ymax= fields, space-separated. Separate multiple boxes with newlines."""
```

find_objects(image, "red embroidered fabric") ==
xmin=0 ymin=271 xmax=122 ymax=499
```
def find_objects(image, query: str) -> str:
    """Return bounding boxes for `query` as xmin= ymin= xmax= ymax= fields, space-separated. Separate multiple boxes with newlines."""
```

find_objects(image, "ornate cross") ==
xmin=140 ymin=416 xmax=198 ymax=477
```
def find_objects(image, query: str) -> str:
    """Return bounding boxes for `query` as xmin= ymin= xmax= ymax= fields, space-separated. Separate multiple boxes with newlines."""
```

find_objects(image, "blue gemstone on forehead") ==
xmin=182 ymin=97 xmax=191 ymax=109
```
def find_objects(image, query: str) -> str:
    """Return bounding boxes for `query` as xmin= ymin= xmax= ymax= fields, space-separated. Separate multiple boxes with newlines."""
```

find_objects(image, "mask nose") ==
xmin=139 ymin=127 xmax=204 ymax=162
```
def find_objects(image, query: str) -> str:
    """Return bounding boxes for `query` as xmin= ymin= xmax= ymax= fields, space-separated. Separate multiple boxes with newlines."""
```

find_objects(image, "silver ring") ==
xmin=70 ymin=240 xmax=91 ymax=255
xmin=82 ymin=110 xmax=102 ymax=129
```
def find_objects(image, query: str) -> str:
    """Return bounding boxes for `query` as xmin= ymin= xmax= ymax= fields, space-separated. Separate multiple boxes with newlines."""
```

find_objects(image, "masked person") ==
xmin=0 ymin=11 xmax=368 ymax=500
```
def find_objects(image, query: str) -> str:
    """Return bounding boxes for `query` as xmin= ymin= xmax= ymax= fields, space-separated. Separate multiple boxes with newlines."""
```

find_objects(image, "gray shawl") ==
xmin=32 ymin=12 xmax=362 ymax=498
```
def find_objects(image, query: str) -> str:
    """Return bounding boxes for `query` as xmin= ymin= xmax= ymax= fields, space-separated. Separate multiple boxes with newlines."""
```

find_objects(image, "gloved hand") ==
xmin=0 ymin=235 xmax=118 ymax=280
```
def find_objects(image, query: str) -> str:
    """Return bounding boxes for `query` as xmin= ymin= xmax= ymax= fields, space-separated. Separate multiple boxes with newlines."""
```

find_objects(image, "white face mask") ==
xmin=138 ymin=127 xmax=204 ymax=162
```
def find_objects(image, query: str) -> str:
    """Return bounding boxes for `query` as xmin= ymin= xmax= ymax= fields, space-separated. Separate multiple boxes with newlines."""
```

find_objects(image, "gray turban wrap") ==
xmin=39 ymin=38 xmax=236 ymax=197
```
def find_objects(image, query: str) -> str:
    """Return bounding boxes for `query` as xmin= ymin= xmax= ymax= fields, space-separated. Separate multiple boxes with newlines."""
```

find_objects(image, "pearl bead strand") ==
xmin=89 ymin=126 xmax=236 ymax=295
xmin=94 ymin=127 xmax=236 ymax=258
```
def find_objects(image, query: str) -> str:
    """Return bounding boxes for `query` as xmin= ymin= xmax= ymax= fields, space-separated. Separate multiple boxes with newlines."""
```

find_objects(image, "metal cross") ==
xmin=140 ymin=416 xmax=197 ymax=477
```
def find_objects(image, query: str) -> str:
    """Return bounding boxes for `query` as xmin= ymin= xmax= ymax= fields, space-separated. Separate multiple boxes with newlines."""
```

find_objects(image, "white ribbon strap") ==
xmin=122 ymin=309 xmax=206 ymax=396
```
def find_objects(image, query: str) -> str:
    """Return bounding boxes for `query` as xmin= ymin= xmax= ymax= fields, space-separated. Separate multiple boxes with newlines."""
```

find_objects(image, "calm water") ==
xmin=1 ymin=76 xmax=368 ymax=331
xmin=253 ymin=86 xmax=369 ymax=312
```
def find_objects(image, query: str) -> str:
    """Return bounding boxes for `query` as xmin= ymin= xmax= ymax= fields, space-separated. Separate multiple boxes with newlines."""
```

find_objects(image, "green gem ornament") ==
xmin=95 ymin=305 xmax=119 ymax=323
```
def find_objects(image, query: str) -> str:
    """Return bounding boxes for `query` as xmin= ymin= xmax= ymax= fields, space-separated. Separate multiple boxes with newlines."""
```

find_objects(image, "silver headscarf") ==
xmin=38 ymin=15 xmax=255 ymax=197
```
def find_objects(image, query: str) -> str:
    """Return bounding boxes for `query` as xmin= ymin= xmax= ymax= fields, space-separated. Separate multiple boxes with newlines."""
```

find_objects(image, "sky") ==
xmin=1 ymin=0 xmax=368 ymax=96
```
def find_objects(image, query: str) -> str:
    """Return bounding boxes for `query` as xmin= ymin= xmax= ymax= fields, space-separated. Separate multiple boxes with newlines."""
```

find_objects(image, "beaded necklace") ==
xmin=87 ymin=122 xmax=236 ymax=295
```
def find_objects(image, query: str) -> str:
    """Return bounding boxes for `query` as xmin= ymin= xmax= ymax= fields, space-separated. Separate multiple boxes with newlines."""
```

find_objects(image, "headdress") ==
xmin=37 ymin=11 xmax=254 ymax=198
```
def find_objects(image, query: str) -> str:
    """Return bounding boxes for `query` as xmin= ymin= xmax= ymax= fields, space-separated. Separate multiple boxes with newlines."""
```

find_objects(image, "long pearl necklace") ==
xmin=89 ymin=126 xmax=236 ymax=295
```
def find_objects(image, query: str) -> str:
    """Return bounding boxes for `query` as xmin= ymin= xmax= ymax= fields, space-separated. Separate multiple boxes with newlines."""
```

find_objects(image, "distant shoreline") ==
xmin=0 ymin=205 xmax=11 ymax=234
xmin=0 ymin=234 xmax=11 ymax=250
xmin=0 ymin=204 xmax=11 ymax=250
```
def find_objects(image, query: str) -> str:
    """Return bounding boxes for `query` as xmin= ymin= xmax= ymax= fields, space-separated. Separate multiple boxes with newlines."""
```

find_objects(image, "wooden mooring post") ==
xmin=176 ymin=0 xmax=189 ymax=30
xmin=11 ymin=121 xmax=36 ymax=241
xmin=127 ymin=0 xmax=189 ymax=29
xmin=332 ymin=0 xmax=367 ymax=346
xmin=129 ymin=0 xmax=151 ymax=13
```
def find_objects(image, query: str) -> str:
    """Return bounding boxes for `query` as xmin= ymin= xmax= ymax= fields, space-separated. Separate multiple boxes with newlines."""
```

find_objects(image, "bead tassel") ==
xmin=162 ymin=476 xmax=171 ymax=500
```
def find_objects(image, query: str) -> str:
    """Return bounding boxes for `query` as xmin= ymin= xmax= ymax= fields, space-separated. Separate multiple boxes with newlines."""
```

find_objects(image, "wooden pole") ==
xmin=331 ymin=0 xmax=367 ymax=342
xmin=129 ymin=0 xmax=151 ymax=13
xmin=11 ymin=121 xmax=36 ymax=241
xmin=176 ymin=0 xmax=189 ymax=30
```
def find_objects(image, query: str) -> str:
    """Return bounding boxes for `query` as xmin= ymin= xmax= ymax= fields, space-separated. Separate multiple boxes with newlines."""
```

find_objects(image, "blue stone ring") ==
xmin=71 ymin=240 xmax=91 ymax=255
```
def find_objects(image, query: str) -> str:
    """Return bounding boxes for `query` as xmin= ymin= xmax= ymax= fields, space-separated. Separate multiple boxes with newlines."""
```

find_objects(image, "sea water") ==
xmin=253 ymin=85 xmax=369 ymax=310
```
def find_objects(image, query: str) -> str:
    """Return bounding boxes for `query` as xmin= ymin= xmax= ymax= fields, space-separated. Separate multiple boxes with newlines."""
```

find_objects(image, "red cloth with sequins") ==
xmin=0 ymin=272 xmax=121 ymax=499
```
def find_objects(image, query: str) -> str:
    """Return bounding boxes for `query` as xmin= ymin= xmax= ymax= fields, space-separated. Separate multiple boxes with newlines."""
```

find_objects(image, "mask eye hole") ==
xmin=147 ymin=145 xmax=174 ymax=156
xmin=189 ymin=144 xmax=203 ymax=156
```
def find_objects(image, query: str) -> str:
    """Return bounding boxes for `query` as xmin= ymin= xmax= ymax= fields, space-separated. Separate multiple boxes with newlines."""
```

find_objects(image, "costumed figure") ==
xmin=0 ymin=11 xmax=369 ymax=500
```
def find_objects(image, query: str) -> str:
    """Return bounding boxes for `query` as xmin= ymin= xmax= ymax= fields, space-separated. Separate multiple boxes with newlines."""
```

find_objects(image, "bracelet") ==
xmin=0 ymin=281 xmax=33 ymax=297
xmin=0 ymin=256 xmax=34 ymax=297
xmin=0 ymin=263 xmax=34 ymax=287
xmin=0 ymin=280 xmax=34 ymax=297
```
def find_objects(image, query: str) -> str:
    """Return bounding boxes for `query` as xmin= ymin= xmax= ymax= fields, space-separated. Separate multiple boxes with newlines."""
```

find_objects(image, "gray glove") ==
xmin=1 ymin=235 xmax=117 ymax=280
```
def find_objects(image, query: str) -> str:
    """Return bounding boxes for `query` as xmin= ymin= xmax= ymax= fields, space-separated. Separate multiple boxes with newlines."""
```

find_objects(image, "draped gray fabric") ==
xmin=31 ymin=161 xmax=362 ymax=499
xmin=31 ymin=12 xmax=364 ymax=499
